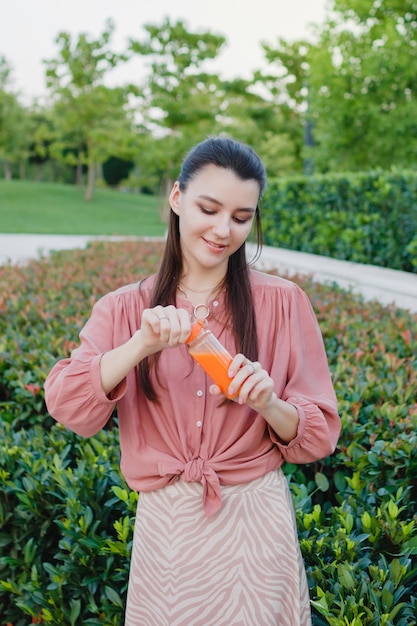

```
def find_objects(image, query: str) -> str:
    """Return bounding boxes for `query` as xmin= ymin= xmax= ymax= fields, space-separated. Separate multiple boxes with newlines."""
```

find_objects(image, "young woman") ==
xmin=45 ymin=136 xmax=340 ymax=625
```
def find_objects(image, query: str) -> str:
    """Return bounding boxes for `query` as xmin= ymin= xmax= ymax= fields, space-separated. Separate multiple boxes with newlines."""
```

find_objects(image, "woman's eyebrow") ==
xmin=198 ymin=194 xmax=223 ymax=206
xmin=197 ymin=194 xmax=256 ymax=212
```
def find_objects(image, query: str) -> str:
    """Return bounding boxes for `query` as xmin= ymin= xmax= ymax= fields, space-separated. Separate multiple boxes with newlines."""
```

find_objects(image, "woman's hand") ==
xmin=100 ymin=306 xmax=191 ymax=396
xmin=209 ymin=353 xmax=299 ymax=444
xmin=137 ymin=305 xmax=192 ymax=355
xmin=216 ymin=353 xmax=275 ymax=410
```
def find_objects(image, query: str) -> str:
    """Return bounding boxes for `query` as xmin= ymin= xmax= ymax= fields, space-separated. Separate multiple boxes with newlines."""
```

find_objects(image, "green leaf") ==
xmin=104 ymin=585 xmax=124 ymax=607
xmin=333 ymin=470 xmax=346 ymax=492
xmin=70 ymin=598 xmax=81 ymax=626
xmin=23 ymin=537 xmax=36 ymax=565
xmin=112 ymin=485 xmax=129 ymax=503
xmin=401 ymin=536 xmax=417 ymax=555
xmin=337 ymin=564 xmax=355 ymax=590
xmin=315 ymin=472 xmax=329 ymax=492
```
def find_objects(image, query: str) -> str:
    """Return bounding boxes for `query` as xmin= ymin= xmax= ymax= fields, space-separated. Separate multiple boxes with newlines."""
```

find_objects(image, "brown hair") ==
xmin=139 ymin=136 xmax=266 ymax=401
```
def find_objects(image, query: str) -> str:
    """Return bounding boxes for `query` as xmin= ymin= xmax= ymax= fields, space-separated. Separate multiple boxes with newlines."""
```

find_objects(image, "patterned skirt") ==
xmin=124 ymin=469 xmax=311 ymax=626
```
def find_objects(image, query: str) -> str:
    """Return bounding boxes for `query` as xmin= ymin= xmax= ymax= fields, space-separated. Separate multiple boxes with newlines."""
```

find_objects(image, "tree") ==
xmin=259 ymin=1 xmax=417 ymax=173
xmin=130 ymin=18 xmax=225 ymax=134
xmin=256 ymin=38 xmax=318 ymax=175
xmin=0 ymin=56 xmax=31 ymax=179
xmin=26 ymin=104 xmax=66 ymax=182
xmin=215 ymin=76 xmax=302 ymax=177
xmin=307 ymin=0 xmax=417 ymax=171
xmin=129 ymin=18 xmax=227 ymax=209
xmin=129 ymin=17 xmax=302 ymax=200
xmin=44 ymin=19 xmax=136 ymax=200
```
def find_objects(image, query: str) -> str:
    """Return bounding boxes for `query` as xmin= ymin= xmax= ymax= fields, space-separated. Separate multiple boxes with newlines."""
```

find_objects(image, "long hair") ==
xmin=139 ymin=136 xmax=266 ymax=401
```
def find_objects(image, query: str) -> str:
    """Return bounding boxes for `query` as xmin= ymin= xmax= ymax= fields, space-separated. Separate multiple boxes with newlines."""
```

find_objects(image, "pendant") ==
xmin=194 ymin=303 xmax=210 ymax=320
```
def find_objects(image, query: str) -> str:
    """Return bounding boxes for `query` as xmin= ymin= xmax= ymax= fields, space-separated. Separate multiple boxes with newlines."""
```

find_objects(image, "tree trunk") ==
xmin=76 ymin=156 xmax=83 ymax=187
xmin=96 ymin=162 xmax=103 ymax=187
xmin=35 ymin=162 xmax=42 ymax=182
xmin=4 ymin=162 xmax=12 ymax=180
xmin=19 ymin=159 xmax=26 ymax=180
xmin=85 ymin=159 xmax=95 ymax=201
xmin=84 ymin=136 xmax=95 ymax=201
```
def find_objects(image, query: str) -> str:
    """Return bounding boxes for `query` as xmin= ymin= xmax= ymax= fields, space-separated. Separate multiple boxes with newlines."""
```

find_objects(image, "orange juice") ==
xmin=186 ymin=320 xmax=239 ymax=399
xmin=191 ymin=351 xmax=238 ymax=398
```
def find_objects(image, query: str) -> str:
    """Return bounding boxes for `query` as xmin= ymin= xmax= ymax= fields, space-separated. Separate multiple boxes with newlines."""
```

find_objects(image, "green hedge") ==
xmin=0 ymin=242 xmax=416 ymax=624
xmin=262 ymin=171 xmax=417 ymax=273
xmin=0 ymin=423 xmax=136 ymax=625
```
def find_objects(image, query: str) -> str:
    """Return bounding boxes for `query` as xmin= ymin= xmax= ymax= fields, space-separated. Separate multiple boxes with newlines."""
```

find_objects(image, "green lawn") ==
xmin=0 ymin=180 xmax=166 ymax=236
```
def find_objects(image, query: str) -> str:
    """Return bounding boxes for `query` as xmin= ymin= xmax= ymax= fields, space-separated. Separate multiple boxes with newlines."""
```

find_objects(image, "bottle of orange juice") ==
xmin=186 ymin=319 xmax=239 ymax=399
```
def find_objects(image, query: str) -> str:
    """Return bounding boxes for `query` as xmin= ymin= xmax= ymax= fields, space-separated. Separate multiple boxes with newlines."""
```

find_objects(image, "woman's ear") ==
xmin=169 ymin=181 xmax=181 ymax=215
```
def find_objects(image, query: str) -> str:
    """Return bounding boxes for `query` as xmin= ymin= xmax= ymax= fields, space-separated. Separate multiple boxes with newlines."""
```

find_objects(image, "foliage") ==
xmin=4 ymin=1 xmax=417 ymax=189
xmin=44 ymin=19 xmax=135 ymax=201
xmin=0 ymin=422 xmax=136 ymax=625
xmin=258 ymin=0 xmax=417 ymax=175
xmin=0 ymin=56 xmax=31 ymax=180
xmin=25 ymin=104 xmax=77 ymax=184
xmin=262 ymin=170 xmax=417 ymax=272
xmin=307 ymin=0 xmax=417 ymax=172
xmin=129 ymin=17 xmax=226 ymax=133
xmin=128 ymin=17 xmax=226 ymax=200
xmin=0 ymin=241 xmax=416 ymax=623
xmin=219 ymin=76 xmax=302 ymax=178
xmin=257 ymin=38 xmax=312 ymax=174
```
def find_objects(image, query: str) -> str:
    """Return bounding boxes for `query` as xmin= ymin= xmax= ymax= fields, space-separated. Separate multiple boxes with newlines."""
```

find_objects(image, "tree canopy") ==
xmin=1 ymin=1 xmax=416 ymax=192
xmin=307 ymin=0 xmax=417 ymax=170
xmin=44 ymin=19 xmax=135 ymax=200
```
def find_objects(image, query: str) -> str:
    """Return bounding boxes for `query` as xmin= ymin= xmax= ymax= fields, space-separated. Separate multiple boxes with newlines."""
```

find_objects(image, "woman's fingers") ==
xmin=226 ymin=355 xmax=273 ymax=405
xmin=144 ymin=306 xmax=191 ymax=346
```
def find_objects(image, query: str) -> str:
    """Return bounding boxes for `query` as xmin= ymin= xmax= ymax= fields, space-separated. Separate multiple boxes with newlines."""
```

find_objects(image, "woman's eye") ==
xmin=199 ymin=205 xmax=251 ymax=224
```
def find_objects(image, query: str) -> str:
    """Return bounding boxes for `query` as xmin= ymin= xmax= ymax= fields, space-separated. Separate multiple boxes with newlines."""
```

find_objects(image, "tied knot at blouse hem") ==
xmin=158 ymin=458 xmax=221 ymax=516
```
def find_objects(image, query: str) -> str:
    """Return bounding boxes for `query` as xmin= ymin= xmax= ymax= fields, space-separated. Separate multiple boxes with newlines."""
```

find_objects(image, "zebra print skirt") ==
xmin=124 ymin=469 xmax=311 ymax=626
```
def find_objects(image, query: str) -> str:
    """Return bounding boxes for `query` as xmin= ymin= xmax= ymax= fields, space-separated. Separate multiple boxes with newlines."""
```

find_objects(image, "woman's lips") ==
xmin=202 ymin=237 xmax=227 ymax=252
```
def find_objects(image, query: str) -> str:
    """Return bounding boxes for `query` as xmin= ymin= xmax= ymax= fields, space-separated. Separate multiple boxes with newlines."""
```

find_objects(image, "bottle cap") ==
xmin=186 ymin=319 xmax=206 ymax=344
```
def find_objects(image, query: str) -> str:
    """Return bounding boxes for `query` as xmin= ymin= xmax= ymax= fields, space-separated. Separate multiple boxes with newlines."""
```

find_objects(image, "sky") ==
xmin=1 ymin=0 xmax=329 ymax=102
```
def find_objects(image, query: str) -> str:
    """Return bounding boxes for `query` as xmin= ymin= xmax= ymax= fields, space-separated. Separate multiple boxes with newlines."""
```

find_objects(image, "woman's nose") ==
xmin=212 ymin=216 xmax=230 ymax=238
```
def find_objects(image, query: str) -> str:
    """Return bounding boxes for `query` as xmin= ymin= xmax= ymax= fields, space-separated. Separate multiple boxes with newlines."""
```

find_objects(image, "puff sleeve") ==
xmin=267 ymin=282 xmax=340 ymax=463
xmin=44 ymin=293 xmax=127 ymax=437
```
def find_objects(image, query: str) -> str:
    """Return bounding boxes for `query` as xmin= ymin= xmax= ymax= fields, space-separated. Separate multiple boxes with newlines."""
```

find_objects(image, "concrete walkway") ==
xmin=1 ymin=234 xmax=417 ymax=314
xmin=247 ymin=244 xmax=417 ymax=314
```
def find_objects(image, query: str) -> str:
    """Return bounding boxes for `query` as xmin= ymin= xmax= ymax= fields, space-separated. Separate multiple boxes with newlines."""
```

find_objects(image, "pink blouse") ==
xmin=44 ymin=270 xmax=340 ymax=516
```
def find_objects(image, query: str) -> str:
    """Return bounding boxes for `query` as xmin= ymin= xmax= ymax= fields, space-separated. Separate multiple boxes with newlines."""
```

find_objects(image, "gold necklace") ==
xmin=177 ymin=281 xmax=223 ymax=320
xmin=177 ymin=284 xmax=211 ymax=320
xmin=179 ymin=282 xmax=220 ymax=294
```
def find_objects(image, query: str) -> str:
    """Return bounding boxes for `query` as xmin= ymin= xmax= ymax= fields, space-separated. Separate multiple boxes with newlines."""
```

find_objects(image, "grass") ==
xmin=0 ymin=180 xmax=166 ymax=236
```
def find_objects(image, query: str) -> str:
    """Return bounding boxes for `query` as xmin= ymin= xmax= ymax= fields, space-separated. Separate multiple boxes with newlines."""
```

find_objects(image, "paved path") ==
xmin=247 ymin=244 xmax=417 ymax=313
xmin=1 ymin=234 xmax=417 ymax=313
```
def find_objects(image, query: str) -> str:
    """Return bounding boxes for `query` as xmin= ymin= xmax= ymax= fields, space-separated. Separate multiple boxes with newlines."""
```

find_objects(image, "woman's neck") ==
xmin=177 ymin=274 xmax=226 ymax=312
xmin=179 ymin=268 xmax=227 ymax=294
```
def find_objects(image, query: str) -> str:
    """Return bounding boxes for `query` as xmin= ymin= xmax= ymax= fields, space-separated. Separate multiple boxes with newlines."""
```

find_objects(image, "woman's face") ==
xmin=169 ymin=164 xmax=260 ymax=276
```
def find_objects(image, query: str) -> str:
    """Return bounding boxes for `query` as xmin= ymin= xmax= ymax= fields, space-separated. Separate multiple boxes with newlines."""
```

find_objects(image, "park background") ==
xmin=1 ymin=0 xmax=417 ymax=624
